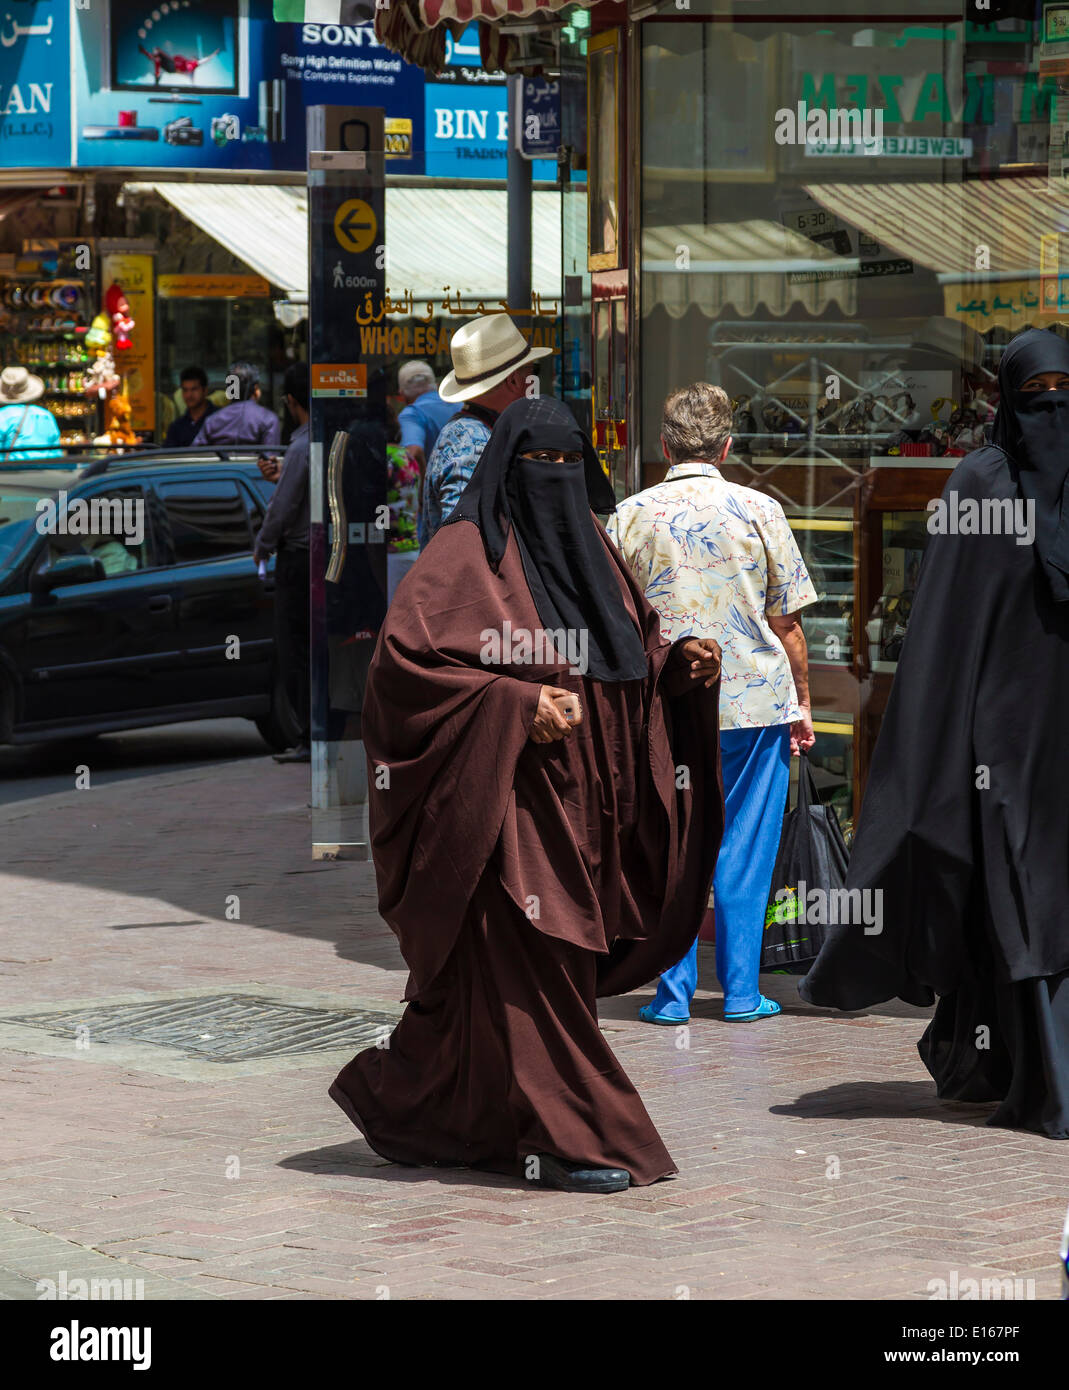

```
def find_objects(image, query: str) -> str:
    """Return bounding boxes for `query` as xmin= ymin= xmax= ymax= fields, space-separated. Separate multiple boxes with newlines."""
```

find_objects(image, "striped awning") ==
xmin=804 ymin=176 xmax=1069 ymax=278
xmin=375 ymin=0 xmax=618 ymax=74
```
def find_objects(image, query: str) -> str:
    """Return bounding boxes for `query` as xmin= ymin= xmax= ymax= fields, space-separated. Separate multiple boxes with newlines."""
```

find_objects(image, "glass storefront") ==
xmin=633 ymin=2 xmax=1069 ymax=831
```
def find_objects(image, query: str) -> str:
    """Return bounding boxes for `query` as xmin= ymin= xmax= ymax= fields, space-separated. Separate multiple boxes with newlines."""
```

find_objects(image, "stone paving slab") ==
xmin=0 ymin=755 xmax=1066 ymax=1301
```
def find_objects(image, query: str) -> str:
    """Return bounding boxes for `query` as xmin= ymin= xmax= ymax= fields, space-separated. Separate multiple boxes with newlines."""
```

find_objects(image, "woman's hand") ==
xmin=529 ymin=686 xmax=575 ymax=744
xmin=678 ymin=637 xmax=722 ymax=688
xmin=790 ymin=703 xmax=816 ymax=756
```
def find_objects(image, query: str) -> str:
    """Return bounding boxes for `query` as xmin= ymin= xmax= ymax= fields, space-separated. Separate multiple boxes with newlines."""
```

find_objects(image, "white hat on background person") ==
xmin=398 ymin=360 xmax=437 ymax=397
xmin=0 ymin=366 xmax=46 ymax=405
xmin=439 ymin=314 xmax=552 ymax=404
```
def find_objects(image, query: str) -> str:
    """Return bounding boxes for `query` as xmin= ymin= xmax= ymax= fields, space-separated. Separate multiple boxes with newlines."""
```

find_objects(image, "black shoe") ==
xmin=273 ymin=744 xmax=310 ymax=763
xmin=530 ymin=1153 xmax=630 ymax=1193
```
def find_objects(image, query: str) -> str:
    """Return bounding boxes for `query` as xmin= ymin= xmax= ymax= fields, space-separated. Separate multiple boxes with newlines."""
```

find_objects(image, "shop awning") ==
xmin=374 ymin=0 xmax=622 ymax=73
xmin=125 ymin=182 xmax=562 ymax=303
xmin=803 ymin=176 xmax=1069 ymax=278
xmin=642 ymin=219 xmax=858 ymax=319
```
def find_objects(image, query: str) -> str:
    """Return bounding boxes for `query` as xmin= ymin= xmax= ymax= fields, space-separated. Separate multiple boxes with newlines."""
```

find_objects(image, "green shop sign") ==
xmin=798 ymin=71 xmax=1058 ymax=126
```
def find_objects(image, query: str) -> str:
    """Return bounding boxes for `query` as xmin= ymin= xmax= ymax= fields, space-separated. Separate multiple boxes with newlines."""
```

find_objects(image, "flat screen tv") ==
xmin=109 ymin=0 xmax=240 ymax=96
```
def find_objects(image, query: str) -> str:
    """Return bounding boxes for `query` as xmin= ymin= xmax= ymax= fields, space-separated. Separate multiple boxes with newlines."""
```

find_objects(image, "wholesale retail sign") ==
xmin=0 ymin=0 xmax=72 ymax=167
xmin=71 ymin=1 xmax=425 ymax=173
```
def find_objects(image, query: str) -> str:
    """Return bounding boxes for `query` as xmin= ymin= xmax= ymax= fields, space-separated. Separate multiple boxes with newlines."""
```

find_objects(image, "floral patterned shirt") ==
xmin=418 ymin=411 xmax=493 ymax=549
xmin=606 ymin=461 xmax=818 ymax=729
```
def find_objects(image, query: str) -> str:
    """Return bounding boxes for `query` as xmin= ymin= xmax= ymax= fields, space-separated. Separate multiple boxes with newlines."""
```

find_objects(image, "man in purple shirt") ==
xmin=195 ymin=361 xmax=280 ymax=447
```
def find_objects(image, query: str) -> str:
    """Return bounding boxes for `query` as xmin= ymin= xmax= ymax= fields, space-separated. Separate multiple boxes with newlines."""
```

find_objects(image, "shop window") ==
xmin=638 ymin=8 xmax=1068 ymax=809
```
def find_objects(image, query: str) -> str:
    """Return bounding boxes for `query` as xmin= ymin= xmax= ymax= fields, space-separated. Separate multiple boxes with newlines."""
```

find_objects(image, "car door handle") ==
xmin=147 ymin=595 xmax=173 ymax=613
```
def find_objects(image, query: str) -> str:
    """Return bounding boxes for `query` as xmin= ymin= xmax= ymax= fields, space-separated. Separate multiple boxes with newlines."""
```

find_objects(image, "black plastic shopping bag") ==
xmin=761 ymin=754 xmax=850 ymax=973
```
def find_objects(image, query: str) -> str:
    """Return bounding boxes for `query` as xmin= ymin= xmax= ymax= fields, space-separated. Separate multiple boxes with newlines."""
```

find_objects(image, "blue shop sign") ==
xmin=0 ymin=1 xmax=72 ymax=168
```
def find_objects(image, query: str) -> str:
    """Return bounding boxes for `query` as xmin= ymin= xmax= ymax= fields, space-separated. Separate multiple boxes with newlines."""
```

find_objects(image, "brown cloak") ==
xmin=329 ymin=514 xmax=723 ymax=1184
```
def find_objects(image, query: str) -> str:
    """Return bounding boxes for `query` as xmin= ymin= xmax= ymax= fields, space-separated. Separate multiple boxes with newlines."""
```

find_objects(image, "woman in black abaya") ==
xmin=801 ymin=328 xmax=1069 ymax=1139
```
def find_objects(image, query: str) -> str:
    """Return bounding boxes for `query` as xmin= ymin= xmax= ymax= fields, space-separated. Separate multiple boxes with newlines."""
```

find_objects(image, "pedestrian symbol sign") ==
xmin=334 ymin=198 xmax=377 ymax=254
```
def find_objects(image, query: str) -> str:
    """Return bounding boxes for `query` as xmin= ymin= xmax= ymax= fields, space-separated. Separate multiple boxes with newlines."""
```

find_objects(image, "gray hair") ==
xmin=398 ymin=360 xmax=436 ymax=395
xmin=661 ymin=382 xmax=733 ymax=465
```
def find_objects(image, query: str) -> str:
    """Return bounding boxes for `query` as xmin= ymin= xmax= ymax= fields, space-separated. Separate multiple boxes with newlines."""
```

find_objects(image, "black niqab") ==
xmin=444 ymin=396 xmax=648 ymax=682
xmin=991 ymin=327 xmax=1069 ymax=602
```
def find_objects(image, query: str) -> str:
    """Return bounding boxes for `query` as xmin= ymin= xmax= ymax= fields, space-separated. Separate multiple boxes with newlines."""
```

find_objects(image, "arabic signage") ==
xmin=158 ymin=274 xmax=271 ymax=298
xmin=519 ymin=78 xmax=561 ymax=160
xmin=0 ymin=0 xmax=72 ymax=168
xmin=945 ymin=280 xmax=1046 ymax=331
xmin=352 ymin=290 xmax=562 ymax=360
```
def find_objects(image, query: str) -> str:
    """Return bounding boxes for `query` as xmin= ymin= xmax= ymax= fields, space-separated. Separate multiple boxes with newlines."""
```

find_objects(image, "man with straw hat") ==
xmin=0 ymin=367 xmax=61 ymax=461
xmin=418 ymin=313 xmax=551 ymax=548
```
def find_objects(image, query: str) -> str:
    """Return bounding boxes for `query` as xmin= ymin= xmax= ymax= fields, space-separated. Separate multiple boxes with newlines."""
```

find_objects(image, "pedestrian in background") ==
xmin=164 ymin=365 xmax=216 ymax=447
xmin=608 ymin=382 xmax=818 ymax=1025
xmin=195 ymin=361 xmax=280 ymax=447
xmin=254 ymin=362 xmax=311 ymax=764
xmin=397 ymin=359 xmax=456 ymax=476
xmin=0 ymin=367 xmax=61 ymax=460
xmin=418 ymin=315 xmax=551 ymax=548
xmin=803 ymin=329 xmax=1069 ymax=1140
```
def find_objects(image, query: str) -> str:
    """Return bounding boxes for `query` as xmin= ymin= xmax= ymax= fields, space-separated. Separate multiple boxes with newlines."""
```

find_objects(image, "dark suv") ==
xmin=0 ymin=449 xmax=301 ymax=750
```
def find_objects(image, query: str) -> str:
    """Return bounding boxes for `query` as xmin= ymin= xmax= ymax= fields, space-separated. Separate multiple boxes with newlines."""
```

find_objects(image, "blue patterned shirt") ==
xmin=419 ymin=411 xmax=492 ymax=549
xmin=607 ymin=461 xmax=818 ymax=730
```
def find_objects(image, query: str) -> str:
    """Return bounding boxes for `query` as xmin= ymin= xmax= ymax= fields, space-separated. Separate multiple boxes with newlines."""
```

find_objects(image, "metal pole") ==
xmin=507 ymin=73 xmax=532 ymax=324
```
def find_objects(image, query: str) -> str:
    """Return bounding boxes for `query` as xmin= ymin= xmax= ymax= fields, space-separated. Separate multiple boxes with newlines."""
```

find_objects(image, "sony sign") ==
xmin=301 ymin=24 xmax=380 ymax=48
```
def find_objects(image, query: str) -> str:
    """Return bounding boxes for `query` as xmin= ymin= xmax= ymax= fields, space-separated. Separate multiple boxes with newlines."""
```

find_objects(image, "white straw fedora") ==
xmin=439 ymin=313 xmax=552 ymax=404
xmin=0 ymin=365 xmax=46 ymax=405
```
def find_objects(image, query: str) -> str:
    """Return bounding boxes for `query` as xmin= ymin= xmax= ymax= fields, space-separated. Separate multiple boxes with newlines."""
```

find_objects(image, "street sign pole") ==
xmin=507 ymin=75 xmax=532 ymax=328
xmin=306 ymin=105 xmax=386 ymax=856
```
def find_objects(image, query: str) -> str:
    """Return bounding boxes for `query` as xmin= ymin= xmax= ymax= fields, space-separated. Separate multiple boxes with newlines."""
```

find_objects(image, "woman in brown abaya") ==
xmin=329 ymin=396 xmax=724 ymax=1191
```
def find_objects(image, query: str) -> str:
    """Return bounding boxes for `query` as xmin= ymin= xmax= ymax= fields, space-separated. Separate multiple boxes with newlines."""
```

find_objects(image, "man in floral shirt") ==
xmin=608 ymin=382 xmax=817 ymax=1024
xmin=418 ymin=314 xmax=551 ymax=548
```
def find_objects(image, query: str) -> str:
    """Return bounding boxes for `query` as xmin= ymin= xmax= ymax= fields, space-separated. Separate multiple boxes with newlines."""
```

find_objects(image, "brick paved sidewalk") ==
xmin=0 ymin=754 xmax=1065 ymax=1300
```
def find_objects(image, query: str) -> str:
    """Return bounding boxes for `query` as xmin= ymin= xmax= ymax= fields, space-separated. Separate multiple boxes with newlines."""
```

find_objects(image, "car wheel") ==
xmin=254 ymin=667 xmax=303 ymax=752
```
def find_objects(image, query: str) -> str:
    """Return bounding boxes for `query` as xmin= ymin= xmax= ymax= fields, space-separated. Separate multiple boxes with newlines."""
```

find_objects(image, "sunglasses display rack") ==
xmin=1 ymin=260 xmax=97 ymax=445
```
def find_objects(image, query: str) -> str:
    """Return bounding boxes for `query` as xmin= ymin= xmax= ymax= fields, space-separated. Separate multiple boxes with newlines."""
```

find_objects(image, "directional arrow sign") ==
xmin=334 ymin=198 xmax=378 ymax=255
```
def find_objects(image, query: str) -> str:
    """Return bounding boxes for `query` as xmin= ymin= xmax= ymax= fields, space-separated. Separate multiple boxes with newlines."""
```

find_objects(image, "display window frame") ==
xmin=587 ymin=27 xmax=622 ymax=272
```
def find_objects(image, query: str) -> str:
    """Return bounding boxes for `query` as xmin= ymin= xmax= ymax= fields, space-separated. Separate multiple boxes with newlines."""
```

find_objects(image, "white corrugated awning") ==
xmin=125 ymin=182 xmax=562 ymax=302
xmin=642 ymin=219 xmax=858 ymax=318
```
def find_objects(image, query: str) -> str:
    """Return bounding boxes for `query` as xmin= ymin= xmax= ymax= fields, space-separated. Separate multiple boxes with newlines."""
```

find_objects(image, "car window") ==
xmin=37 ymin=484 xmax=149 ymax=578
xmin=155 ymin=478 xmax=252 ymax=564
xmin=238 ymin=478 xmax=265 ymax=537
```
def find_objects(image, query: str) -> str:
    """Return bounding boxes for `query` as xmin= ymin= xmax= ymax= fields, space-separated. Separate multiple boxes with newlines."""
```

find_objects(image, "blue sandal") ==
xmin=638 ymin=1004 xmax=690 ymax=1026
xmin=724 ymin=995 xmax=781 ymax=1023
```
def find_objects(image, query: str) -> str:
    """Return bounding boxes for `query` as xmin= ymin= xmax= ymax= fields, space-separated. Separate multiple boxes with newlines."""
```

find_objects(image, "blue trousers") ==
xmin=649 ymin=723 xmax=790 ymax=1018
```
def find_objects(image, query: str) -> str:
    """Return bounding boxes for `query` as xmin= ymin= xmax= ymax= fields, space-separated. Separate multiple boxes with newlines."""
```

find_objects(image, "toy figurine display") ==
xmin=104 ymin=284 xmax=135 ymax=352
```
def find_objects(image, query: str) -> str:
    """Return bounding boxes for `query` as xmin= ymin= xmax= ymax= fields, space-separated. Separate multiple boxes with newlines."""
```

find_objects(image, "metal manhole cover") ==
xmin=3 ymin=995 xmax=398 ymax=1063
